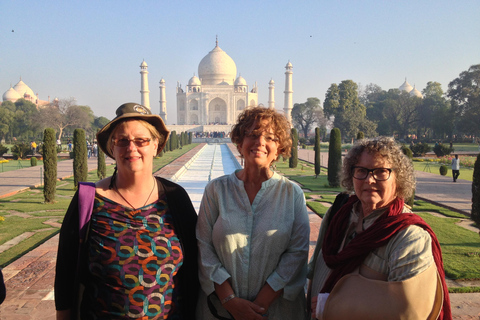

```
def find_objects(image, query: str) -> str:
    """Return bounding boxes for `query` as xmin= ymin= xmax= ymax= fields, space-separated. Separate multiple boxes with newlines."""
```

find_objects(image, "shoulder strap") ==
xmin=78 ymin=182 xmax=96 ymax=241
xmin=325 ymin=192 xmax=350 ymax=226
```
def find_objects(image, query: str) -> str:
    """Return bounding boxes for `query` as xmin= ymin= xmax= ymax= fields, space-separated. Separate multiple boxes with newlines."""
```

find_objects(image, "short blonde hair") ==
xmin=231 ymin=106 xmax=292 ymax=161
xmin=341 ymin=136 xmax=415 ymax=200
xmin=106 ymin=119 xmax=163 ymax=157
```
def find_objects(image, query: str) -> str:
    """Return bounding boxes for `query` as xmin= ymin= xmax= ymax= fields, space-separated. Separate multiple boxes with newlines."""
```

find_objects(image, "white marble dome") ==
xmin=2 ymin=86 xmax=22 ymax=102
xmin=399 ymin=79 xmax=413 ymax=93
xmin=198 ymin=43 xmax=237 ymax=86
xmin=13 ymin=80 xmax=35 ymax=98
xmin=410 ymin=85 xmax=423 ymax=98
xmin=188 ymin=75 xmax=201 ymax=86
xmin=234 ymin=75 xmax=247 ymax=86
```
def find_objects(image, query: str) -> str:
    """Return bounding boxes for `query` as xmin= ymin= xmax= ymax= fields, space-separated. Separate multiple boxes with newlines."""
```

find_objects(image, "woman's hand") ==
xmin=223 ymin=297 xmax=266 ymax=320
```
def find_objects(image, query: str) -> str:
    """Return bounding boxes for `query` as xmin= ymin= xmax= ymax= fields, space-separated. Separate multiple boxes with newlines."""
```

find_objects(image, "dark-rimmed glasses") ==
xmin=113 ymin=138 xmax=151 ymax=148
xmin=352 ymin=166 xmax=393 ymax=181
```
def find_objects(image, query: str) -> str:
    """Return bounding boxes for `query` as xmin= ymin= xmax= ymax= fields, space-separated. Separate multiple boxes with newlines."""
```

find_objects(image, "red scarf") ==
xmin=321 ymin=196 xmax=452 ymax=320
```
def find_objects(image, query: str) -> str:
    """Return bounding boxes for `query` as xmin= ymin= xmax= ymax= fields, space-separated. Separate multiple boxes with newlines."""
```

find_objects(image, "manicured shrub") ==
xmin=472 ymin=154 xmax=480 ymax=226
xmin=314 ymin=127 xmax=321 ymax=178
xmin=30 ymin=156 xmax=37 ymax=166
xmin=188 ymin=132 xmax=193 ymax=144
xmin=433 ymin=143 xmax=454 ymax=157
xmin=356 ymin=131 xmax=364 ymax=140
xmin=439 ymin=165 xmax=448 ymax=176
xmin=401 ymin=145 xmax=413 ymax=159
xmin=328 ymin=128 xmax=342 ymax=187
xmin=97 ymin=146 xmax=106 ymax=180
xmin=43 ymin=128 xmax=57 ymax=203
xmin=410 ymin=142 xmax=432 ymax=157
xmin=289 ymin=128 xmax=298 ymax=168
xmin=11 ymin=143 xmax=30 ymax=160
xmin=73 ymin=129 xmax=88 ymax=188
xmin=0 ymin=144 xmax=8 ymax=157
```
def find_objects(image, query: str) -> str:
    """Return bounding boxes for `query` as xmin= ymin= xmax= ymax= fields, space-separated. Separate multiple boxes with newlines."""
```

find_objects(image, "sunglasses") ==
xmin=112 ymin=138 xmax=151 ymax=148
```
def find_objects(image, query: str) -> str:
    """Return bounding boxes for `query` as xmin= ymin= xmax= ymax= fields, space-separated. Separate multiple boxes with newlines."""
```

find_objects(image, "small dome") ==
xmin=159 ymin=78 xmax=165 ymax=84
xmin=140 ymin=60 xmax=148 ymax=67
xmin=399 ymin=78 xmax=413 ymax=93
xmin=188 ymin=75 xmax=201 ymax=86
xmin=198 ymin=42 xmax=237 ymax=85
xmin=410 ymin=86 xmax=423 ymax=98
xmin=234 ymin=75 xmax=247 ymax=86
xmin=269 ymin=79 xmax=275 ymax=85
xmin=13 ymin=79 xmax=32 ymax=97
xmin=3 ymin=86 xmax=22 ymax=102
xmin=285 ymin=61 xmax=293 ymax=69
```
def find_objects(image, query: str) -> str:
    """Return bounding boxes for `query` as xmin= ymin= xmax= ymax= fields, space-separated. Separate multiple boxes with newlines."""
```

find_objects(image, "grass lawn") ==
xmin=0 ymin=144 xmax=199 ymax=267
xmin=413 ymin=161 xmax=474 ymax=182
xmin=274 ymin=161 xmax=480 ymax=290
xmin=0 ymin=159 xmax=45 ymax=173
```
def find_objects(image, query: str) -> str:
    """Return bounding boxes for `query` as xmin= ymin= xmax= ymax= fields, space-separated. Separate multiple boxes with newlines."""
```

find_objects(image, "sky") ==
xmin=1 ymin=0 xmax=479 ymax=124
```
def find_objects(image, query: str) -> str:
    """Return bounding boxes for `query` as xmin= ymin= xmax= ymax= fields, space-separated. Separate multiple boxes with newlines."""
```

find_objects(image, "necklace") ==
xmin=114 ymin=177 xmax=156 ymax=210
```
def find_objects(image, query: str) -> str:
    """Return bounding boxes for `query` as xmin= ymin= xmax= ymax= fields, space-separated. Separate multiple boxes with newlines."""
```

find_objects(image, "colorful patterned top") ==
xmin=80 ymin=193 xmax=184 ymax=319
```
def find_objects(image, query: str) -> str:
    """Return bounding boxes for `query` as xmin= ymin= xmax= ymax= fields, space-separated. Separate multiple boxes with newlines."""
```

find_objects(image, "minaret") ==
xmin=159 ymin=78 xmax=167 ymax=123
xmin=283 ymin=61 xmax=293 ymax=123
xmin=268 ymin=79 xmax=275 ymax=109
xmin=140 ymin=60 xmax=150 ymax=109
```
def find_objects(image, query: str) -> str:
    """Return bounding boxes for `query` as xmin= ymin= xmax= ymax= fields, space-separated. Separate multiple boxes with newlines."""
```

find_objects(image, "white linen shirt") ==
xmin=196 ymin=171 xmax=310 ymax=319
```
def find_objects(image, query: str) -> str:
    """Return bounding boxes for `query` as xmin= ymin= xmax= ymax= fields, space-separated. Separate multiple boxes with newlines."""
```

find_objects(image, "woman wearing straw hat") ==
xmin=55 ymin=103 xmax=199 ymax=319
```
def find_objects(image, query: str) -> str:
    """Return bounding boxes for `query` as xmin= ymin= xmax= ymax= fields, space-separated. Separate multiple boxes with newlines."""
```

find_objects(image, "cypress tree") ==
xmin=472 ymin=153 xmax=480 ymax=226
xmin=314 ymin=127 xmax=321 ymax=178
xmin=328 ymin=127 xmax=342 ymax=187
xmin=43 ymin=128 xmax=57 ymax=203
xmin=356 ymin=131 xmax=364 ymax=140
xmin=97 ymin=146 xmax=106 ymax=180
xmin=188 ymin=132 xmax=193 ymax=144
xmin=289 ymin=128 xmax=298 ymax=168
xmin=73 ymin=128 xmax=88 ymax=188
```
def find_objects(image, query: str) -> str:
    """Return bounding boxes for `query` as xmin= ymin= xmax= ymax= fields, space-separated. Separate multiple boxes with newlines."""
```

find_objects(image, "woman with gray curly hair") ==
xmin=308 ymin=136 xmax=451 ymax=320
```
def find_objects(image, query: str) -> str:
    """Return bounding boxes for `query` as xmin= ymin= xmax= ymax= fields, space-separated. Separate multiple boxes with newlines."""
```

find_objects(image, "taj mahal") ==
xmin=138 ymin=39 xmax=294 ymax=133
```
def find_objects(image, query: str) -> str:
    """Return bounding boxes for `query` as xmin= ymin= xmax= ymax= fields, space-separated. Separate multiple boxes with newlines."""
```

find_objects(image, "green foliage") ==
xmin=73 ymin=129 xmax=88 ymax=188
xmin=0 ymin=144 xmax=8 ymax=157
xmin=314 ymin=127 xmax=321 ymax=177
xmin=401 ymin=145 xmax=413 ymax=159
xmin=188 ymin=132 xmax=193 ymax=144
xmin=439 ymin=165 xmax=448 ymax=176
xmin=11 ymin=142 xmax=30 ymax=160
xmin=328 ymin=128 xmax=342 ymax=187
xmin=410 ymin=142 xmax=432 ymax=156
xmin=97 ymin=147 xmax=106 ymax=180
xmin=43 ymin=128 xmax=57 ymax=203
xmin=289 ymin=128 xmax=298 ymax=168
xmin=356 ymin=131 xmax=364 ymax=140
xmin=30 ymin=157 xmax=37 ymax=166
xmin=472 ymin=153 xmax=480 ymax=225
xmin=291 ymin=97 xmax=323 ymax=138
xmin=433 ymin=143 xmax=454 ymax=157
xmin=170 ymin=130 xmax=177 ymax=151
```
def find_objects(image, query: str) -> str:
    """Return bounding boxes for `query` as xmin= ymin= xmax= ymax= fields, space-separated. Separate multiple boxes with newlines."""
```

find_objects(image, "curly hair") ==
xmin=230 ymin=106 xmax=292 ymax=161
xmin=341 ymin=136 xmax=415 ymax=200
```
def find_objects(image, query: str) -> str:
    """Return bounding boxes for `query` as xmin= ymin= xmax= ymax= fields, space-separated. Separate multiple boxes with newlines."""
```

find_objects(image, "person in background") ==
xmin=451 ymin=154 xmax=460 ymax=182
xmin=308 ymin=136 xmax=451 ymax=320
xmin=196 ymin=106 xmax=310 ymax=319
xmin=0 ymin=268 xmax=6 ymax=305
xmin=55 ymin=102 xmax=199 ymax=319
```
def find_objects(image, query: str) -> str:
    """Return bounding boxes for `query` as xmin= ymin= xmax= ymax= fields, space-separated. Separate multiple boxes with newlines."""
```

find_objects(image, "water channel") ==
xmin=172 ymin=143 xmax=241 ymax=212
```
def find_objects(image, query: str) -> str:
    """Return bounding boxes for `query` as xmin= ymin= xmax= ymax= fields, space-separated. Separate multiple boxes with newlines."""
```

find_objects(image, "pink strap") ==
xmin=78 ymin=182 xmax=96 ymax=240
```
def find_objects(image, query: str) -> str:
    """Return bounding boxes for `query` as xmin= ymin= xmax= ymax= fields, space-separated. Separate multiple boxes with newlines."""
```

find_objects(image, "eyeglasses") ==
xmin=245 ymin=131 xmax=279 ymax=143
xmin=112 ymin=138 xmax=151 ymax=148
xmin=352 ymin=166 xmax=393 ymax=181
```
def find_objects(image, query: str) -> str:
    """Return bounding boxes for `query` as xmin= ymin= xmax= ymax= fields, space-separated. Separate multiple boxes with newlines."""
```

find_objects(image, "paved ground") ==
xmin=0 ymin=146 xmax=479 ymax=319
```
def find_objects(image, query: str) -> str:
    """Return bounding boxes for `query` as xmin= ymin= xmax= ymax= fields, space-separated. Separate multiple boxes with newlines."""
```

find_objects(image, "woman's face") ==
xmin=238 ymin=119 xmax=279 ymax=170
xmin=112 ymin=120 xmax=158 ymax=174
xmin=353 ymin=151 xmax=397 ymax=216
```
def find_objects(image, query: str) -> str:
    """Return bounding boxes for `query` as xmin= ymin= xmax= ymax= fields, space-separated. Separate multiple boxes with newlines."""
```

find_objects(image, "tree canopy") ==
xmin=291 ymin=97 xmax=326 ymax=138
